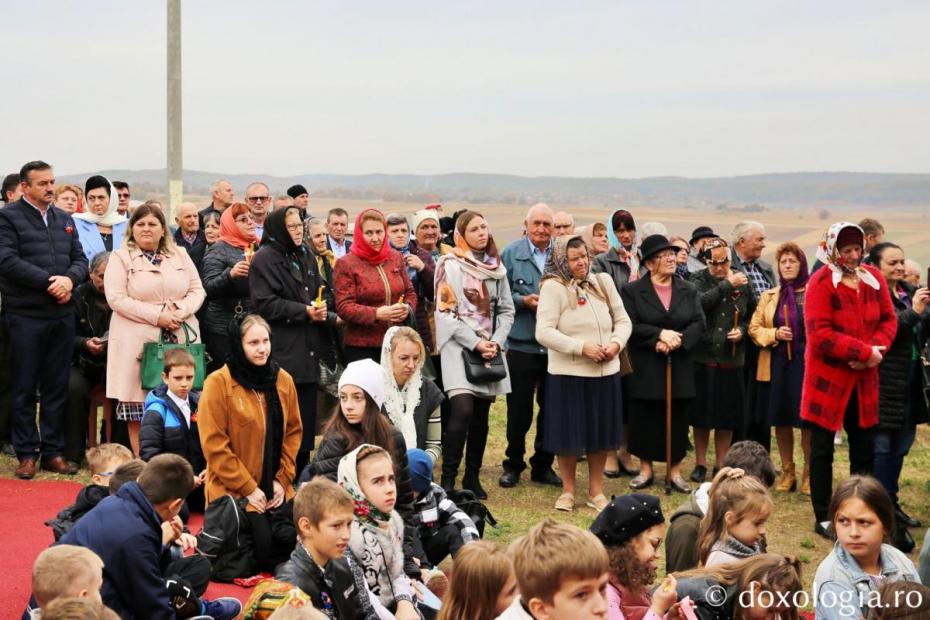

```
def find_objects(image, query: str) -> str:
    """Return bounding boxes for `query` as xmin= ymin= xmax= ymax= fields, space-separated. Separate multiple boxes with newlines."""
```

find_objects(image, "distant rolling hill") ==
xmin=59 ymin=169 xmax=930 ymax=209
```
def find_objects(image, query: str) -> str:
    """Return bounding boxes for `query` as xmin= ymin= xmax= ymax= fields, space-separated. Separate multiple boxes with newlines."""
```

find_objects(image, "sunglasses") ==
xmin=247 ymin=196 xmax=270 ymax=203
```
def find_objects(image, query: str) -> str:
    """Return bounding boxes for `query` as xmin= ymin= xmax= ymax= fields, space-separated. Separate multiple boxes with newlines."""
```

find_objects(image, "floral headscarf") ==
xmin=815 ymin=222 xmax=881 ymax=291
xmin=337 ymin=444 xmax=393 ymax=525
xmin=379 ymin=326 xmax=423 ymax=449
xmin=541 ymin=234 xmax=607 ymax=308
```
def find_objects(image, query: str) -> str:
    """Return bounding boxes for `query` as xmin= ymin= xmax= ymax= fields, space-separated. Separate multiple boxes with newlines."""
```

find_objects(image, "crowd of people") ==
xmin=2 ymin=160 xmax=930 ymax=619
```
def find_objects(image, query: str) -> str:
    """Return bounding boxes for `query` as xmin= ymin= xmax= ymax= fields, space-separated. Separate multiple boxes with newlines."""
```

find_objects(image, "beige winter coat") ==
xmin=105 ymin=246 xmax=206 ymax=403
xmin=535 ymin=272 xmax=632 ymax=377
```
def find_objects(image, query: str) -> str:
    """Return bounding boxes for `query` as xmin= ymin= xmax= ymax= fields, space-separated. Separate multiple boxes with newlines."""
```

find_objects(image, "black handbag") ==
xmin=461 ymin=300 xmax=507 ymax=384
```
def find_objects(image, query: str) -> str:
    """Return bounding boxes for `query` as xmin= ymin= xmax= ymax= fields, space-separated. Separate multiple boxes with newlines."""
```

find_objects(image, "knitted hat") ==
xmin=338 ymin=359 xmax=386 ymax=409
xmin=411 ymin=209 xmax=440 ymax=235
xmin=590 ymin=493 xmax=665 ymax=547
xmin=287 ymin=184 xmax=309 ymax=199
xmin=406 ymin=448 xmax=433 ymax=495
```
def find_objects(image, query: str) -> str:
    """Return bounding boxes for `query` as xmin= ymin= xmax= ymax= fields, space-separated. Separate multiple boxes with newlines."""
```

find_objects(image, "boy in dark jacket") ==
xmin=140 ymin=349 xmax=206 ymax=513
xmin=275 ymin=477 xmax=382 ymax=619
xmin=47 ymin=444 xmax=133 ymax=540
xmin=665 ymin=441 xmax=775 ymax=573
xmin=50 ymin=454 xmax=241 ymax=620
xmin=407 ymin=448 xmax=479 ymax=567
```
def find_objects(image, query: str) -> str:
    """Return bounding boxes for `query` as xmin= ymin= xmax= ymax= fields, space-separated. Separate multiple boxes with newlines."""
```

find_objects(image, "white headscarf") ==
xmin=815 ymin=221 xmax=881 ymax=291
xmin=380 ymin=326 xmax=422 ymax=449
xmin=72 ymin=177 xmax=127 ymax=227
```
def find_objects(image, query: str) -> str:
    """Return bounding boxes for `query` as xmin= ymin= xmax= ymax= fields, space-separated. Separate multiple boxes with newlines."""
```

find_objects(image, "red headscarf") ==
xmin=350 ymin=209 xmax=391 ymax=265
xmin=218 ymin=203 xmax=257 ymax=250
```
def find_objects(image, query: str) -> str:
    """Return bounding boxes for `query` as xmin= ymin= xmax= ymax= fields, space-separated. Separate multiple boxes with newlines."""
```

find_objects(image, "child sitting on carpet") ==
xmin=24 ymin=545 xmax=105 ymax=619
xmin=53 ymin=454 xmax=241 ymax=620
xmin=698 ymin=467 xmax=773 ymax=567
xmin=339 ymin=444 xmax=422 ymax=620
xmin=407 ymin=448 xmax=479 ymax=568
xmin=438 ymin=541 xmax=517 ymax=620
xmin=107 ymin=459 xmax=145 ymax=495
xmin=140 ymin=348 xmax=207 ymax=513
xmin=498 ymin=518 xmax=610 ymax=620
xmin=275 ymin=476 xmax=386 ymax=618
xmin=47 ymin=444 xmax=134 ymax=540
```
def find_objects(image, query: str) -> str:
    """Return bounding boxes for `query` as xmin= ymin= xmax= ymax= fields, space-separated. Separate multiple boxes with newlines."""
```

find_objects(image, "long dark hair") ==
xmin=321 ymin=394 xmax=395 ymax=455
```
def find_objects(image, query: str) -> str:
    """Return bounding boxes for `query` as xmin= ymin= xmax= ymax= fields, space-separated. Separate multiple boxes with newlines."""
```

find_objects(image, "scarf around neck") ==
xmin=379 ymin=326 xmax=422 ymax=449
xmin=226 ymin=317 xmax=283 ymax=498
xmin=775 ymin=251 xmax=810 ymax=347
xmin=711 ymin=535 xmax=762 ymax=560
xmin=72 ymin=178 xmax=127 ymax=227
xmin=815 ymin=222 xmax=881 ymax=291
xmin=350 ymin=209 xmax=392 ymax=266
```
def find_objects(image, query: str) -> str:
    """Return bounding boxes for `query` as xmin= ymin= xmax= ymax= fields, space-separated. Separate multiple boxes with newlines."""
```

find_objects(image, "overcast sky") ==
xmin=3 ymin=1 xmax=929 ymax=179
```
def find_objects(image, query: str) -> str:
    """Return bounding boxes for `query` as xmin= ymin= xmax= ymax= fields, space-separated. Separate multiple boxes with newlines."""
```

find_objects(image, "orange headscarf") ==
xmin=218 ymin=202 xmax=257 ymax=250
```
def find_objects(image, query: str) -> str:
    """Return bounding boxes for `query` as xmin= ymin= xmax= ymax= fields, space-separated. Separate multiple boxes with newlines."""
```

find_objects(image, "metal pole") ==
xmin=166 ymin=0 xmax=182 ymax=223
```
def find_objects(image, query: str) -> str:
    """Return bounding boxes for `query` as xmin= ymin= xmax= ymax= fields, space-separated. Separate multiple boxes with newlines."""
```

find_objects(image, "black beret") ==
xmin=84 ymin=175 xmax=111 ymax=197
xmin=287 ymin=184 xmax=309 ymax=199
xmin=590 ymin=493 xmax=664 ymax=547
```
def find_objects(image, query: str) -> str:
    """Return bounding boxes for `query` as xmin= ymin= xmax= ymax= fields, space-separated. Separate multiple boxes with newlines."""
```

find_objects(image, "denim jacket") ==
xmin=501 ymin=237 xmax=549 ymax=354
xmin=814 ymin=541 xmax=919 ymax=620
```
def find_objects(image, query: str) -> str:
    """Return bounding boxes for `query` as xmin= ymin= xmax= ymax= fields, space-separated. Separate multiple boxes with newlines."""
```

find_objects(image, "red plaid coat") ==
xmin=800 ymin=265 xmax=897 ymax=431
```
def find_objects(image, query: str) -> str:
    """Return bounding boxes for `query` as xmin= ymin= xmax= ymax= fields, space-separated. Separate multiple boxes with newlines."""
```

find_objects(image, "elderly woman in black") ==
xmin=250 ymin=206 xmax=337 ymax=474
xmin=619 ymin=235 xmax=705 ymax=492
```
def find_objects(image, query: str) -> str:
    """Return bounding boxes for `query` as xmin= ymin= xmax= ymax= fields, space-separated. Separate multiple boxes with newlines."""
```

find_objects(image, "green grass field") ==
xmin=3 ymin=397 xmax=928 ymax=598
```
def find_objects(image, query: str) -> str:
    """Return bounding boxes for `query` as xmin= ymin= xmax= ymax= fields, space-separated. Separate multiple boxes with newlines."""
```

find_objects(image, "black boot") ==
xmin=463 ymin=414 xmax=489 ymax=500
xmin=442 ymin=430 xmax=467 ymax=493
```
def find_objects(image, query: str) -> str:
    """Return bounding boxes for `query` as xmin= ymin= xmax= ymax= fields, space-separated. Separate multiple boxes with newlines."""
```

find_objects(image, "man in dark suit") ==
xmin=173 ymin=202 xmax=207 ymax=273
xmin=197 ymin=178 xmax=234 ymax=229
xmin=0 ymin=161 xmax=89 ymax=478
xmin=729 ymin=221 xmax=776 ymax=449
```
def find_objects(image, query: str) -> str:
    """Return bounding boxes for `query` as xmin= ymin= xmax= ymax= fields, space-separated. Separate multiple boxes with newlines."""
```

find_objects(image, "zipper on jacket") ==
xmin=377 ymin=265 xmax=392 ymax=306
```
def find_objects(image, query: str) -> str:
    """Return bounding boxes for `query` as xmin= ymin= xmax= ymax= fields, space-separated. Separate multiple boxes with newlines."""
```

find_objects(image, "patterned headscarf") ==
xmin=815 ymin=222 xmax=881 ymax=290
xmin=337 ymin=444 xmax=393 ymax=525
xmin=541 ymin=234 xmax=607 ymax=308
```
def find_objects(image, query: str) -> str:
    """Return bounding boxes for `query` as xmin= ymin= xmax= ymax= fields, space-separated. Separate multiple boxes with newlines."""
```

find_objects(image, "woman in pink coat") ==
xmin=105 ymin=204 xmax=205 ymax=454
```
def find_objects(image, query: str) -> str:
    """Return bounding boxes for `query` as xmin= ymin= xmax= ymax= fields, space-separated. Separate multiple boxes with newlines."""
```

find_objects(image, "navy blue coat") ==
xmin=140 ymin=383 xmax=206 ymax=473
xmin=58 ymin=482 xmax=175 ymax=620
xmin=0 ymin=198 xmax=88 ymax=318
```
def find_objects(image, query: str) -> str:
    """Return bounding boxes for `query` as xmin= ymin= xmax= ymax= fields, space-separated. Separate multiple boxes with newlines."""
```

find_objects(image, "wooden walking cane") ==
xmin=665 ymin=354 xmax=673 ymax=496
xmin=783 ymin=304 xmax=793 ymax=361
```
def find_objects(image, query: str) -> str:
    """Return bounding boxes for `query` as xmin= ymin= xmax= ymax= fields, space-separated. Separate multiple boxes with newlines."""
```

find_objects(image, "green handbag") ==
xmin=140 ymin=322 xmax=208 ymax=389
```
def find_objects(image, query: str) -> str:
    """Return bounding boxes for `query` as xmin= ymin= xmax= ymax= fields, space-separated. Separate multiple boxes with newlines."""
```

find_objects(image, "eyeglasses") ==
xmin=285 ymin=223 xmax=303 ymax=232
xmin=247 ymin=196 xmax=270 ymax=203
xmin=707 ymin=257 xmax=731 ymax=266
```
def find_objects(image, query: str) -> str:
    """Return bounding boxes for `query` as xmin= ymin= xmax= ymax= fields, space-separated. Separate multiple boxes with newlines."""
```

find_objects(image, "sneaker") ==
xmin=198 ymin=597 xmax=242 ymax=620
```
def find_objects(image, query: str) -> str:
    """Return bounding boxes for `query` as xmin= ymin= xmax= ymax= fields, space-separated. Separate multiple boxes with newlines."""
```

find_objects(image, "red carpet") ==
xmin=0 ymin=478 xmax=252 ymax=618
xmin=0 ymin=477 xmax=84 ymax=618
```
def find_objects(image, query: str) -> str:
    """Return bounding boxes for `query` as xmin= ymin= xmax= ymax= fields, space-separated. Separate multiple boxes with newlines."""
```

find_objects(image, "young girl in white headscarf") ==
xmin=339 ymin=444 xmax=421 ymax=620
xmin=380 ymin=326 xmax=445 ymax=464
